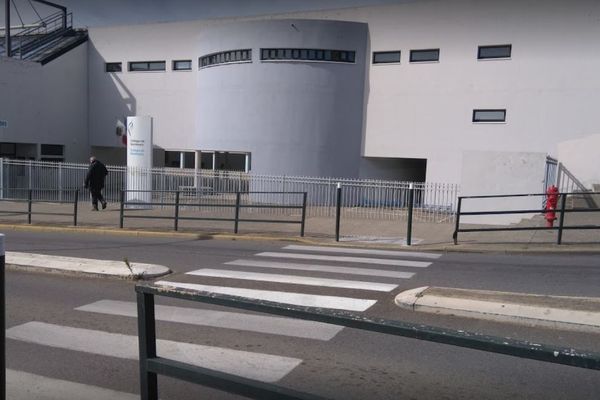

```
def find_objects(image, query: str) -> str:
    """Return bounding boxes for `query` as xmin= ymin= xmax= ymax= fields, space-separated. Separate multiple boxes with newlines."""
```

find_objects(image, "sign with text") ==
xmin=126 ymin=116 xmax=153 ymax=208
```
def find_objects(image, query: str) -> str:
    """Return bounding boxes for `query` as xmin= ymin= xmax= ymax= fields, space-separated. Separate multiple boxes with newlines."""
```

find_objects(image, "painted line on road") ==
xmin=255 ymin=252 xmax=431 ymax=268
xmin=154 ymin=281 xmax=377 ymax=311
xmin=7 ymin=369 xmax=139 ymax=400
xmin=77 ymin=300 xmax=343 ymax=341
xmin=187 ymin=268 xmax=398 ymax=292
xmin=6 ymin=322 xmax=302 ymax=383
xmin=283 ymin=245 xmax=441 ymax=259
xmin=226 ymin=259 xmax=415 ymax=279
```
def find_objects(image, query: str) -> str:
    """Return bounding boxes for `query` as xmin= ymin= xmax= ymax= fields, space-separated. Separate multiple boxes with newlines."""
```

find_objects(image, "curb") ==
xmin=395 ymin=286 xmax=600 ymax=333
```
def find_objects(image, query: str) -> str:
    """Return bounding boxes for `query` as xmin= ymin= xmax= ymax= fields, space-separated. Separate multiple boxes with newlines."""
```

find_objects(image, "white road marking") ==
xmin=187 ymin=268 xmax=398 ymax=292
xmin=226 ymin=259 xmax=415 ymax=279
xmin=7 ymin=369 xmax=139 ymax=400
xmin=256 ymin=252 xmax=431 ymax=268
xmin=283 ymin=245 xmax=441 ymax=259
xmin=77 ymin=300 xmax=343 ymax=341
xmin=6 ymin=322 xmax=301 ymax=383
xmin=154 ymin=281 xmax=377 ymax=311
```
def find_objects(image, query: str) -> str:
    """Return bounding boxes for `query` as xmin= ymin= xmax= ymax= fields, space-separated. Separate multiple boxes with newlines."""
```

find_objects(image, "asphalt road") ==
xmin=3 ymin=229 xmax=600 ymax=399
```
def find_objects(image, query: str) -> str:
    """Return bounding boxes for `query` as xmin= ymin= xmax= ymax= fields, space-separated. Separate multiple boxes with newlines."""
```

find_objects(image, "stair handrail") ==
xmin=556 ymin=162 xmax=597 ymax=208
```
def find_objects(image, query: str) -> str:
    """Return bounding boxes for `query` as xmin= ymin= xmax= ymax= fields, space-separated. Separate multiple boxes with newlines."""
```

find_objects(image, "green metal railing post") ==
xmin=174 ymin=191 xmax=180 ymax=231
xmin=557 ymin=193 xmax=567 ymax=245
xmin=234 ymin=192 xmax=241 ymax=234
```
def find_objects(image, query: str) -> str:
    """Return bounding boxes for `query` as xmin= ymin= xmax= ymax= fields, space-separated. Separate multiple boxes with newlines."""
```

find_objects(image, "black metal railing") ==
xmin=120 ymin=190 xmax=307 ymax=236
xmin=135 ymin=283 xmax=600 ymax=400
xmin=0 ymin=188 xmax=79 ymax=226
xmin=453 ymin=191 xmax=600 ymax=245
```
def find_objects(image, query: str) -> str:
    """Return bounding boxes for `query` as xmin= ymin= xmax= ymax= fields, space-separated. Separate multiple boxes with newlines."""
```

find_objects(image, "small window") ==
xmin=478 ymin=44 xmax=512 ymax=60
xmin=373 ymin=51 xmax=401 ymax=64
xmin=473 ymin=109 xmax=506 ymax=123
xmin=41 ymin=144 xmax=64 ymax=156
xmin=105 ymin=62 xmax=122 ymax=72
xmin=410 ymin=49 xmax=440 ymax=63
xmin=129 ymin=61 xmax=166 ymax=72
xmin=173 ymin=60 xmax=192 ymax=71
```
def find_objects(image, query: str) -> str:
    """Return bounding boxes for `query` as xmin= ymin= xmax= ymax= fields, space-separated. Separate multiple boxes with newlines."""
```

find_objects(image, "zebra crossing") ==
xmin=6 ymin=244 xmax=440 ymax=398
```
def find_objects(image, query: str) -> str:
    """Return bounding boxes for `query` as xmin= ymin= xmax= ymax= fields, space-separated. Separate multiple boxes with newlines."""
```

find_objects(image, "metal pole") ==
xmin=137 ymin=292 xmax=158 ymax=400
xmin=0 ymin=234 xmax=5 ymax=400
xmin=27 ymin=189 xmax=32 ymax=224
xmin=119 ymin=190 xmax=125 ymax=229
xmin=300 ymin=192 xmax=307 ymax=237
xmin=335 ymin=183 xmax=342 ymax=242
xmin=73 ymin=190 xmax=79 ymax=226
xmin=174 ymin=191 xmax=180 ymax=231
xmin=4 ymin=0 xmax=11 ymax=57
xmin=453 ymin=197 xmax=463 ymax=245
xmin=234 ymin=192 xmax=241 ymax=234
xmin=406 ymin=183 xmax=414 ymax=246
xmin=557 ymin=193 xmax=567 ymax=245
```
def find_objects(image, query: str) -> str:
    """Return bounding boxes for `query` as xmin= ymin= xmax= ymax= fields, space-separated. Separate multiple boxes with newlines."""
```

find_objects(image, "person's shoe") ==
xmin=92 ymin=205 xmax=99 ymax=211
xmin=101 ymin=201 xmax=107 ymax=210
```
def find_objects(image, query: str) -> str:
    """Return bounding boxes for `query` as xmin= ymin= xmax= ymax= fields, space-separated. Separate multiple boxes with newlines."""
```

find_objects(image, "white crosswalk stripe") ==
xmin=154 ymin=281 xmax=377 ymax=311
xmin=186 ymin=268 xmax=399 ymax=292
xmin=255 ymin=251 xmax=432 ymax=267
xmin=77 ymin=300 xmax=343 ymax=341
xmin=282 ymin=245 xmax=441 ymax=259
xmin=6 ymin=321 xmax=302 ymax=383
xmin=225 ymin=259 xmax=415 ymax=279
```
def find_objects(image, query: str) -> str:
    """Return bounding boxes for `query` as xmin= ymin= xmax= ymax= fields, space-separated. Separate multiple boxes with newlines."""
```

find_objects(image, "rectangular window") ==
xmin=40 ymin=144 xmax=64 ymax=156
xmin=473 ymin=109 xmax=506 ymax=123
xmin=373 ymin=51 xmax=401 ymax=64
xmin=129 ymin=61 xmax=166 ymax=71
xmin=173 ymin=60 xmax=192 ymax=71
xmin=105 ymin=62 xmax=122 ymax=72
xmin=410 ymin=49 xmax=440 ymax=63
xmin=478 ymin=44 xmax=512 ymax=60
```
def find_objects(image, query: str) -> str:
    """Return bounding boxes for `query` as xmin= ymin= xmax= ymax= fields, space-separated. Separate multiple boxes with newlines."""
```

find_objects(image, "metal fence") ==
xmin=0 ymin=159 xmax=459 ymax=223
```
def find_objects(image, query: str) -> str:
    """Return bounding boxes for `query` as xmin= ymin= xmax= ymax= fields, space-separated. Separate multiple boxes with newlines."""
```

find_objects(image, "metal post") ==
xmin=27 ymin=189 xmax=32 ymax=224
xmin=174 ymin=191 xmax=180 ymax=231
xmin=335 ymin=183 xmax=342 ymax=242
xmin=0 ymin=234 xmax=5 ymax=400
xmin=557 ymin=193 xmax=567 ymax=245
xmin=406 ymin=183 xmax=415 ymax=246
xmin=137 ymin=292 xmax=158 ymax=400
xmin=300 ymin=192 xmax=307 ymax=237
xmin=4 ymin=0 xmax=11 ymax=57
xmin=119 ymin=190 xmax=125 ymax=229
xmin=234 ymin=192 xmax=241 ymax=234
xmin=453 ymin=197 xmax=463 ymax=245
xmin=73 ymin=190 xmax=79 ymax=226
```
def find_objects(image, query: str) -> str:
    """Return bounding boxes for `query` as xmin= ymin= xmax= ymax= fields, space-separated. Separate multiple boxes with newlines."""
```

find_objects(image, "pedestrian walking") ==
xmin=84 ymin=156 xmax=108 ymax=211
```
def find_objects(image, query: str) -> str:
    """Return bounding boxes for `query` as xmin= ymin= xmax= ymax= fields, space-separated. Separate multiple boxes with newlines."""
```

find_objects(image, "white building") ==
xmin=2 ymin=0 xmax=599 ymax=194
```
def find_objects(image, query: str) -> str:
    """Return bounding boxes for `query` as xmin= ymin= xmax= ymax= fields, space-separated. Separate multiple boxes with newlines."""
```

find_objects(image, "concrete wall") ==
xmin=460 ymin=150 xmax=547 ymax=224
xmin=196 ymin=19 xmax=367 ymax=177
xmin=0 ymin=43 xmax=89 ymax=162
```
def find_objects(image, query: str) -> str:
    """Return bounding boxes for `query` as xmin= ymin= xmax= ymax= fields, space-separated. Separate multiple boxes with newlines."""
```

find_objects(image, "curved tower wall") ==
xmin=196 ymin=19 xmax=368 ymax=178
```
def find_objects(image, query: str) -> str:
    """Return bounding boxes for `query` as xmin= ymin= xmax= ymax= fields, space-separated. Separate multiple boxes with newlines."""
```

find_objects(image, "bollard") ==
xmin=27 ymin=190 xmax=32 ymax=224
xmin=174 ymin=191 xmax=180 ymax=231
xmin=119 ymin=190 xmax=125 ymax=229
xmin=73 ymin=190 xmax=79 ymax=226
xmin=557 ymin=193 xmax=567 ymax=245
xmin=1 ymin=234 xmax=5 ymax=400
xmin=234 ymin=192 xmax=241 ymax=234
xmin=406 ymin=183 xmax=414 ymax=246
xmin=335 ymin=183 xmax=342 ymax=242
xmin=300 ymin=192 xmax=307 ymax=237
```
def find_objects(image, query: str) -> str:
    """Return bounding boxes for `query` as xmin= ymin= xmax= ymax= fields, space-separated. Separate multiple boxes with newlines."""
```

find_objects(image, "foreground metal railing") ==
xmin=120 ymin=190 xmax=307 ymax=236
xmin=0 ymin=188 xmax=79 ymax=226
xmin=453 ymin=192 xmax=600 ymax=245
xmin=135 ymin=283 xmax=600 ymax=400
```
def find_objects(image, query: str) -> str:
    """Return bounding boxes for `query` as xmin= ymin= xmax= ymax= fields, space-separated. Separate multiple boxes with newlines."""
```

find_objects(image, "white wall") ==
xmin=0 ymin=43 xmax=89 ymax=162
xmin=557 ymin=134 xmax=600 ymax=190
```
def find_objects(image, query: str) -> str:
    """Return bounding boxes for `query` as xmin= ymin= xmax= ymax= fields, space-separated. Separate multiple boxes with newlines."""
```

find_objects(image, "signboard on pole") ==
xmin=126 ymin=116 xmax=153 ymax=208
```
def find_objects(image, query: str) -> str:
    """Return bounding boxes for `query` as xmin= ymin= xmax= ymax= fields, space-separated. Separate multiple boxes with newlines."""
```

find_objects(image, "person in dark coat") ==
xmin=84 ymin=156 xmax=108 ymax=211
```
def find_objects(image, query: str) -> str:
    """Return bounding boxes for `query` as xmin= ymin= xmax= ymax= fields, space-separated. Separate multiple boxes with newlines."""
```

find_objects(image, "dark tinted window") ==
xmin=200 ymin=49 xmax=252 ymax=68
xmin=173 ymin=60 xmax=192 ymax=70
xmin=260 ymin=48 xmax=356 ymax=63
xmin=41 ymin=144 xmax=64 ymax=156
xmin=473 ymin=109 xmax=506 ymax=122
xmin=105 ymin=62 xmax=122 ymax=72
xmin=129 ymin=61 xmax=166 ymax=71
xmin=373 ymin=51 xmax=401 ymax=64
xmin=478 ymin=45 xmax=512 ymax=59
xmin=410 ymin=49 xmax=440 ymax=62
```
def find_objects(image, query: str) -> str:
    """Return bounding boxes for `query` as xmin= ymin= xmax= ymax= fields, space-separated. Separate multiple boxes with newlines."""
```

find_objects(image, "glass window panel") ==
xmin=348 ymin=52 xmax=356 ymax=62
xmin=410 ymin=49 xmax=440 ymax=62
xmin=478 ymin=45 xmax=512 ymax=59
xmin=285 ymin=49 xmax=292 ymax=58
xmin=472 ymin=109 xmax=506 ymax=122
xmin=235 ymin=51 xmax=242 ymax=61
xmin=324 ymin=50 xmax=332 ymax=60
xmin=41 ymin=144 xmax=63 ymax=156
xmin=173 ymin=60 xmax=191 ymax=70
xmin=373 ymin=51 xmax=401 ymax=64
xmin=148 ymin=61 xmax=165 ymax=71
xmin=300 ymin=49 xmax=308 ymax=59
xmin=129 ymin=62 xmax=147 ymax=71
xmin=292 ymin=49 xmax=300 ymax=59
xmin=105 ymin=62 xmax=122 ymax=72
xmin=308 ymin=50 xmax=316 ymax=60
xmin=316 ymin=50 xmax=324 ymax=60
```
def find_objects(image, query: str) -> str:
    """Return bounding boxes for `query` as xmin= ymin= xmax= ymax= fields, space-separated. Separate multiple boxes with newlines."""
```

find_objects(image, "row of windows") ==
xmin=372 ymin=45 xmax=511 ymax=64
xmin=260 ymin=48 xmax=356 ymax=63
xmin=200 ymin=49 xmax=252 ymax=68
xmin=105 ymin=60 xmax=192 ymax=72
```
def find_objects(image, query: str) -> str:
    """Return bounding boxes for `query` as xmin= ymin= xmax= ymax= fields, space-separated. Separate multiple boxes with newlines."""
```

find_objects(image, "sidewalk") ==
xmin=0 ymin=200 xmax=598 ymax=253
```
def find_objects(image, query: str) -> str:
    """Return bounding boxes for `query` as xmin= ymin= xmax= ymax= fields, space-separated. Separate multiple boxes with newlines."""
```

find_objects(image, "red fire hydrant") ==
xmin=545 ymin=185 xmax=559 ymax=227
